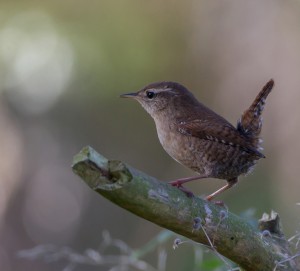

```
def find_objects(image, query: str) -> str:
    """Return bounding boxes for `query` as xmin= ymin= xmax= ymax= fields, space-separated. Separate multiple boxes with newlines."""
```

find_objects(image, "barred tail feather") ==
xmin=237 ymin=79 xmax=274 ymax=148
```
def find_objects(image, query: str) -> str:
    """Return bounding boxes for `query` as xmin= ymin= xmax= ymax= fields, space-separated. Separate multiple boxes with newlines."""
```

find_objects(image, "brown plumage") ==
xmin=121 ymin=79 xmax=274 ymax=200
xmin=237 ymin=79 xmax=274 ymax=148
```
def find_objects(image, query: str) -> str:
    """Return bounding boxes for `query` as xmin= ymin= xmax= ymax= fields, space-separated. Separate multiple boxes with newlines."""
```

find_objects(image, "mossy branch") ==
xmin=72 ymin=146 xmax=299 ymax=271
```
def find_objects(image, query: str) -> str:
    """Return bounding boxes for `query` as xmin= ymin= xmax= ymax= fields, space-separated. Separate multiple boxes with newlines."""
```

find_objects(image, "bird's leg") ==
xmin=205 ymin=177 xmax=238 ymax=201
xmin=168 ymin=175 xmax=207 ymax=197
xmin=168 ymin=175 xmax=206 ymax=186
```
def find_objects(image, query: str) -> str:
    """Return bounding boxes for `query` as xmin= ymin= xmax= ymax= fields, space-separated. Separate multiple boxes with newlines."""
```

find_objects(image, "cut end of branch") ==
xmin=72 ymin=146 xmax=132 ymax=191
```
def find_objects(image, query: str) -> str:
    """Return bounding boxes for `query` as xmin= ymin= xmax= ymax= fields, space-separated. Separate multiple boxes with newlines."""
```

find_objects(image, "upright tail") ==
xmin=237 ymin=79 xmax=274 ymax=149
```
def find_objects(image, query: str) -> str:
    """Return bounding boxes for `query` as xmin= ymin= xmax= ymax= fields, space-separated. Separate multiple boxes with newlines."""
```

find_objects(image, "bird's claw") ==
xmin=168 ymin=181 xmax=194 ymax=197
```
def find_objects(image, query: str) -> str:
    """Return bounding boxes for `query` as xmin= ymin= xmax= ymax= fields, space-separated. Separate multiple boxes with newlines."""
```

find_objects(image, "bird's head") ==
xmin=120 ymin=81 xmax=195 ymax=117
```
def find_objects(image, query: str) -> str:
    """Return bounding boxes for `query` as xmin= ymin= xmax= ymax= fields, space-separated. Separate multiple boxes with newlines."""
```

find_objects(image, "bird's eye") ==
xmin=146 ymin=91 xmax=156 ymax=99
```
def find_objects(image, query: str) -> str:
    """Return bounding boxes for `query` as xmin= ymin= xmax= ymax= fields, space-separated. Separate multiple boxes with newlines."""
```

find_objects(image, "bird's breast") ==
xmin=155 ymin=119 xmax=208 ymax=174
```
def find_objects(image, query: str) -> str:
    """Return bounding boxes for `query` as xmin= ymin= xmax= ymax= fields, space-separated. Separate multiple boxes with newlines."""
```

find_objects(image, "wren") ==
xmin=120 ymin=79 xmax=274 ymax=200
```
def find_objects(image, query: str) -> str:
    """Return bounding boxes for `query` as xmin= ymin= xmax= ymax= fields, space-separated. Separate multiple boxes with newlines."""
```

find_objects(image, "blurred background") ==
xmin=1 ymin=0 xmax=300 ymax=270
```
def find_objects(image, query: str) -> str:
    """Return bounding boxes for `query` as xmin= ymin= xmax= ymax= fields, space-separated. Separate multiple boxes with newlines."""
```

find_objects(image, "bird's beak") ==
xmin=120 ymin=92 xmax=138 ymax=98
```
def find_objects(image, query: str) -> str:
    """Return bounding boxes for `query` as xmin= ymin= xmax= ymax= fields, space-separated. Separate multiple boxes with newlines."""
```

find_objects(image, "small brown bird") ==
xmin=121 ymin=79 xmax=274 ymax=200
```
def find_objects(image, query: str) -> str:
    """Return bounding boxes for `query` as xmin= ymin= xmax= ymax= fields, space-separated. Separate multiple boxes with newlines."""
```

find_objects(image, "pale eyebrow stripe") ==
xmin=147 ymin=88 xmax=173 ymax=93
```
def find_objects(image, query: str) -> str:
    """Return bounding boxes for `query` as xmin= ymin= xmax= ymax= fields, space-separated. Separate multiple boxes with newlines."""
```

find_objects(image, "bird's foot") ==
xmin=208 ymin=200 xmax=228 ymax=209
xmin=205 ymin=194 xmax=227 ymax=207
xmin=169 ymin=180 xmax=194 ymax=197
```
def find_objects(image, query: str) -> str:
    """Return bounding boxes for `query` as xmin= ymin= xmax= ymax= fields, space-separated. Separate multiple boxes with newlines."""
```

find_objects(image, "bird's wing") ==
xmin=176 ymin=118 xmax=264 ymax=158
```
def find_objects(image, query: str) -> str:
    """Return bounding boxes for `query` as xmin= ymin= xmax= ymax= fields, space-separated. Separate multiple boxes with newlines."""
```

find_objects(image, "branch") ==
xmin=72 ymin=146 xmax=299 ymax=271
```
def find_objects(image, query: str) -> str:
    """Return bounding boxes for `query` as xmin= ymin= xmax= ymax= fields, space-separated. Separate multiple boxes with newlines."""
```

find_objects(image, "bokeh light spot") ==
xmin=0 ymin=10 xmax=74 ymax=114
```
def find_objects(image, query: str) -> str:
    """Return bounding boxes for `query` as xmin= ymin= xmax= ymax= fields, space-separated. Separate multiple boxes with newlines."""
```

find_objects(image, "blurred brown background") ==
xmin=1 ymin=0 xmax=300 ymax=270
